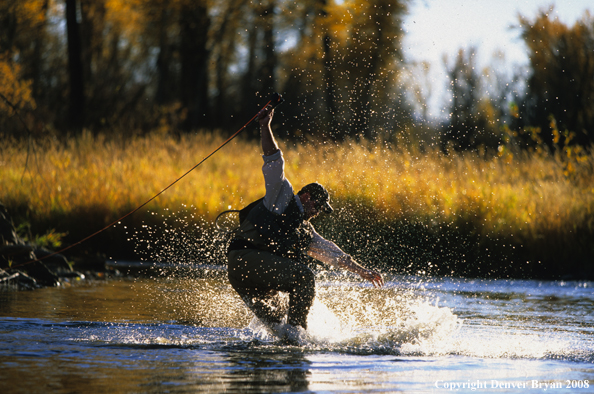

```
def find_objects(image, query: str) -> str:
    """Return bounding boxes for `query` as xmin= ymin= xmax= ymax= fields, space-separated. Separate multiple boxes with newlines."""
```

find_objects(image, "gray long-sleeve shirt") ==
xmin=261 ymin=150 xmax=348 ymax=268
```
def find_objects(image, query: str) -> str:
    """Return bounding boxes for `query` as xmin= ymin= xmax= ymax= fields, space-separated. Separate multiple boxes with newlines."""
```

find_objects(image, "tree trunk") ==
xmin=179 ymin=3 xmax=211 ymax=131
xmin=243 ymin=23 xmax=259 ymax=100
xmin=155 ymin=9 xmax=173 ymax=105
xmin=319 ymin=0 xmax=338 ymax=135
xmin=213 ymin=0 xmax=246 ymax=124
xmin=31 ymin=0 xmax=49 ymax=100
xmin=65 ymin=0 xmax=85 ymax=132
xmin=260 ymin=1 xmax=276 ymax=94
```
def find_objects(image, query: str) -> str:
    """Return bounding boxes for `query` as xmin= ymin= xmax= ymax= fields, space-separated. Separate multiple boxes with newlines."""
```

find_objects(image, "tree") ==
xmin=346 ymin=0 xmax=408 ymax=139
xmin=0 ymin=0 xmax=50 ymax=137
xmin=280 ymin=0 xmax=409 ymax=140
xmin=0 ymin=55 xmax=36 ymax=137
xmin=179 ymin=1 xmax=211 ymax=130
xmin=65 ymin=0 xmax=85 ymax=132
xmin=1 ymin=0 xmax=412 ymax=140
xmin=441 ymin=48 xmax=503 ymax=151
xmin=518 ymin=10 xmax=594 ymax=148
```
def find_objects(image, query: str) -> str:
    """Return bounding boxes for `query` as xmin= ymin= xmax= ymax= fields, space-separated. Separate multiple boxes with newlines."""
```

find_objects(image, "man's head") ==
xmin=298 ymin=182 xmax=333 ymax=218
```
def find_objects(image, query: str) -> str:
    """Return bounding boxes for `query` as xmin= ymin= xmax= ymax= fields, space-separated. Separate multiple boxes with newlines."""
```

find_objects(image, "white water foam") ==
xmin=446 ymin=324 xmax=580 ymax=360
xmin=244 ymin=289 xmax=461 ymax=354
xmin=308 ymin=295 xmax=460 ymax=353
xmin=244 ymin=286 xmax=586 ymax=361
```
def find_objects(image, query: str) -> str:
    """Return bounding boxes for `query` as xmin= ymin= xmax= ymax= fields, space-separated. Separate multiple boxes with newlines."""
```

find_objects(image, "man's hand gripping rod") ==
xmin=268 ymin=92 xmax=285 ymax=109
xmin=260 ymin=92 xmax=284 ymax=116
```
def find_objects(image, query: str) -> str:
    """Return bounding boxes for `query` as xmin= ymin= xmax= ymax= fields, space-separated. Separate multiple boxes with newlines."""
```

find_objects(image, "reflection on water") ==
xmin=222 ymin=347 xmax=311 ymax=393
xmin=0 ymin=276 xmax=251 ymax=327
xmin=1 ymin=274 xmax=593 ymax=393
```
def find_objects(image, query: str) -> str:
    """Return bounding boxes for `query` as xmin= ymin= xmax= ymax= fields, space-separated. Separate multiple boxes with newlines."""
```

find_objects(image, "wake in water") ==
xmin=9 ymin=272 xmax=585 ymax=366
xmin=202 ymin=277 xmax=592 ymax=363
xmin=241 ymin=284 xmax=461 ymax=356
xmin=128 ymin=207 xmax=461 ymax=354
xmin=2 ymin=277 xmax=592 ymax=394
xmin=124 ymin=208 xmax=593 ymax=363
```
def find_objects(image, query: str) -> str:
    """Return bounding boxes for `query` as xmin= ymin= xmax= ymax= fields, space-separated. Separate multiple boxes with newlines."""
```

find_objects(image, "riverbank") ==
xmin=1 ymin=131 xmax=593 ymax=280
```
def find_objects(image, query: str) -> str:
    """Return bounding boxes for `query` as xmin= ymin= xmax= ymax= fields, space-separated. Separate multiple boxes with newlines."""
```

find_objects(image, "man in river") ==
xmin=227 ymin=105 xmax=384 ymax=339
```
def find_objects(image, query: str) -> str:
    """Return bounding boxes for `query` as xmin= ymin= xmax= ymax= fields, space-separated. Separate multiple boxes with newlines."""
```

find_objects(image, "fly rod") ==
xmin=11 ymin=93 xmax=285 ymax=269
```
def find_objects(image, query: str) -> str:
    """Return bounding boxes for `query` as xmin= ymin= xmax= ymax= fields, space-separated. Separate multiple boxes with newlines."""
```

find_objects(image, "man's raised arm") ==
xmin=258 ymin=106 xmax=279 ymax=156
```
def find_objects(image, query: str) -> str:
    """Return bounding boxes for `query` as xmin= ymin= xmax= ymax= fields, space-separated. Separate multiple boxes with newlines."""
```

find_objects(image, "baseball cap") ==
xmin=300 ymin=182 xmax=333 ymax=214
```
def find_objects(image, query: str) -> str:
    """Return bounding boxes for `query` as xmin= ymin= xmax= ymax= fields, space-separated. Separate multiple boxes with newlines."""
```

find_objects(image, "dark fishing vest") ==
xmin=229 ymin=196 xmax=314 ymax=261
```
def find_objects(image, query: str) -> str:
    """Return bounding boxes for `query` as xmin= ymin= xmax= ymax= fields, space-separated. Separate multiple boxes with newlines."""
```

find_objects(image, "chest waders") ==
xmin=227 ymin=196 xmax=316 ymax=330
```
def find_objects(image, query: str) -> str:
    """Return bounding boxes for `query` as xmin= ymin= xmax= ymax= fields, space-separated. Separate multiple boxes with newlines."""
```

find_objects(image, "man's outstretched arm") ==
xmin=308 ymin=231 xmax=384 ymax=288
xmin=337 ymin=254 xmax=384 ymax=288
xmin=258 ymin=106 xmax=279 ymax=156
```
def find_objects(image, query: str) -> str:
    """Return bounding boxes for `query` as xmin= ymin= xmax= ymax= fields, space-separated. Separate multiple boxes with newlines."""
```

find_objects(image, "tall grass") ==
xmin=1 ymin=131 xmax=593 ymax=278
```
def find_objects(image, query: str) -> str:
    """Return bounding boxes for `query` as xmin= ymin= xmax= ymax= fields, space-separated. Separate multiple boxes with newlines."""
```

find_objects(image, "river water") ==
xmin=1 ymin=269 xmax=592 ymax=393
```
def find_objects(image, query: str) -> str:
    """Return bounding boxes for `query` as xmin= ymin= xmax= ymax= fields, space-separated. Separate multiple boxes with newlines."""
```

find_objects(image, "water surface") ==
xmin=1 ymin=272 xmax=592 ymax=393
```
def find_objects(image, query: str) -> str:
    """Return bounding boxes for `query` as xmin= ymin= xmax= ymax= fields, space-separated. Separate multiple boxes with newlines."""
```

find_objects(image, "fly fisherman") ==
xmin=227 ymin=105 xmax=384 ymax=340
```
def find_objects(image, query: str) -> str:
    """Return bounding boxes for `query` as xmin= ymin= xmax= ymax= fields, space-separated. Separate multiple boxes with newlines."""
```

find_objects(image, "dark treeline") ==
xmin=441 ymin=9 xmax=594 ymax=153
xmin=1 ymin=0 xmax=593 ymax=149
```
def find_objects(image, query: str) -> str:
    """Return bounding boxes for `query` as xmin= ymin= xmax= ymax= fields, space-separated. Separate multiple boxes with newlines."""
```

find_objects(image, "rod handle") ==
xmin=269 ymin=92 xmax=285 ymax=109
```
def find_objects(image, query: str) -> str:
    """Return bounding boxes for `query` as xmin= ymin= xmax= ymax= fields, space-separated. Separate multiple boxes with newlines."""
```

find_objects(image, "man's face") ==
xmin=300 ymin=193 xmax=320 ymax=220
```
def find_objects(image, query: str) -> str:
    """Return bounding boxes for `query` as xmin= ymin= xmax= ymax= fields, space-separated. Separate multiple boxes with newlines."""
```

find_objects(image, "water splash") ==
xmin=238 ymin=279 xmax=589 ymax=361
xmin=237 ymin=283 xmax=461 ymax=356
xmin=129 ymin=211 xmax=463 ymax=355
xmin=123 ymin=207 xmax=592 ymax=361
xmin=129 ymin=205 xmax=231 ymax=277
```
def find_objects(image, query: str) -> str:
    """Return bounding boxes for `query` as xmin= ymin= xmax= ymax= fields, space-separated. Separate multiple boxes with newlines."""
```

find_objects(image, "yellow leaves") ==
xmin=477 ymin=99 xmax=497 ymax=125
xmin=21 ymin=0 xmax=47 ymax=26
xmin=105 ymin=0 xmax=143 ymax=38
xmin=325 ymin=2 xmax=355 ymax=44
xmin=509 ymin=102 xmax=519 ymax=119
xmin=3 ymin=0 xmax=47 ymax=29
xmin=0 ymin=54 xmax=36 ymax=115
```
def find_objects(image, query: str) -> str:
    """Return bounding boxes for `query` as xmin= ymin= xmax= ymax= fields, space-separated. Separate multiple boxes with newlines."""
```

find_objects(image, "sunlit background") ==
xmin=403 ymin=0 xmax=593 ymax=118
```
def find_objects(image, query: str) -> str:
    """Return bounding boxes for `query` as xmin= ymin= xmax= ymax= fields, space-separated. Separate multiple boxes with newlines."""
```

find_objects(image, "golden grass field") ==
xmin=1 ymin=130 xmax=593 ymax=278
